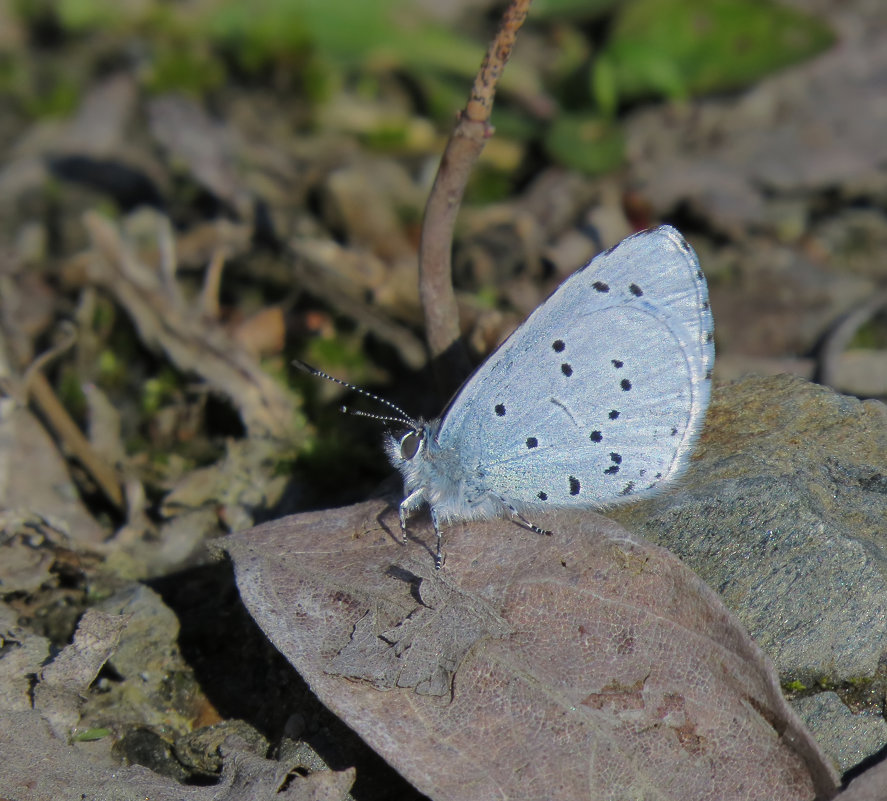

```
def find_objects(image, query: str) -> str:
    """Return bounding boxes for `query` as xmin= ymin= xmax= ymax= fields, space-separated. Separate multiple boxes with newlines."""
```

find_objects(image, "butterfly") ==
xmin=298 ymin=225 xmax=714 ymax=567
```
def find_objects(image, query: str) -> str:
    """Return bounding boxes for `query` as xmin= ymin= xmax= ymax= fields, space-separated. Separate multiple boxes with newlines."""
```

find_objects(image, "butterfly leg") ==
xmin=491 ymin=493 xmax=552 ymax=537
xmin=398 ymin=488 xmax=425 ymax=545
xmin=398 ymin=505 xmax=408 ymax=545
xmin=512 ymin=511 xmax=551 ymax=536
xmin=430 ymin=507 xmax=444 ymax=570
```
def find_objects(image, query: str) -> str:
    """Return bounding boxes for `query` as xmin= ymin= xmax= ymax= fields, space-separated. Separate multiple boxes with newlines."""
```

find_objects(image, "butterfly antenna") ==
xmin=293 ymin=359 xmax=419 ymax=429
xmin=341 ymin=408 xmax=416 ymax=426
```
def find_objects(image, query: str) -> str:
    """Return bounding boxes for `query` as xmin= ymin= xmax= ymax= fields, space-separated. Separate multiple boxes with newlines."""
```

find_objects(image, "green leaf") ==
xmin=600 ymin=0 xmax=834 ymax=103
xmin=71 ymin=727 xmax=111 ymax=742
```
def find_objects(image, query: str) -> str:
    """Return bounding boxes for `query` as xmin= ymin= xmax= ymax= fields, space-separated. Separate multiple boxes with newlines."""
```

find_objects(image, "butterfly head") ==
xmin=384 ymin=419 xmax=435 ymax=470
xmin=399 ymin=427 xmax=425 ymax=460
xmin=383 ymin=417 xmax=447 ymax=506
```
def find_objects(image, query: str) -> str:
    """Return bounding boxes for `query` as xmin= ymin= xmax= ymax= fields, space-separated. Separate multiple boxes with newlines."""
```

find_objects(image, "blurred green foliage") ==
xmin=850 ymin=318 xmax=887 ymax=351
xmin=141 ymin=370 xmax=181 ymax=418
xmin=5 ymin=0 xmax=834 ymax=178
xmin=596 ymin=0 xmax=835 ymax=109
xmin=543 ymin=113 xmax=624 ymax=175
xmin=531 ymin=0 xmax=621 ymax=19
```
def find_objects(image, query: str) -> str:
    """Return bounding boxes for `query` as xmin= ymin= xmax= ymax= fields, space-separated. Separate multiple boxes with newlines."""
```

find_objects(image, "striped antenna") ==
xmin=293 ymin=360 xmax=419 ymax=429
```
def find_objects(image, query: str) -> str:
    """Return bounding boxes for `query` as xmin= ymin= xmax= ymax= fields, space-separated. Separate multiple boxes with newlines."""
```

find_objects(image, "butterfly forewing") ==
xmin=435 ymin=225 xmax=714 ymax=510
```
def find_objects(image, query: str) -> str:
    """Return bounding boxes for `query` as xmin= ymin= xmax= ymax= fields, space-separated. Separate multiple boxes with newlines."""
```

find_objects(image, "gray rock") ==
xmin=792 ymin=692 xmax=887 ymax=774
xmin=613 ymin=374 xmax=887 ymax=685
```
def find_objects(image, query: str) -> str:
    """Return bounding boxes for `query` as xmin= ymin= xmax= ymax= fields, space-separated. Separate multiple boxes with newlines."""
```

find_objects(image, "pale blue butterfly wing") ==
xmin=433 ymin=225 xmax=714 ymax=513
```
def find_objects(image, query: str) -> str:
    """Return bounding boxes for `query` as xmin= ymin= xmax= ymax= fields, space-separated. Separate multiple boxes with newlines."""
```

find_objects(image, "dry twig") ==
xmin=20 ymin=323 xmax=125 ymax=510
xmin=419 ymin=0 xmax=532 ymax=396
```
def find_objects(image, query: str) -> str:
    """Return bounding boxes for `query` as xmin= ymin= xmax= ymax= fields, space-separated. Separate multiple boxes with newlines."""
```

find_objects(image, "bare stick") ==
xmin=28 ymin=371 xmax=124 ymax=510
xmin=20 ymin=322 xmax=124 ymax=510
xmin=418 ymin=0 xmax=532 ymax=395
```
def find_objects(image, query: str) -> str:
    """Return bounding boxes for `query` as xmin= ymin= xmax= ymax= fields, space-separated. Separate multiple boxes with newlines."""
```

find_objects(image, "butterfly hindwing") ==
xmin=435 ymin=225 xmax=714 ymax=511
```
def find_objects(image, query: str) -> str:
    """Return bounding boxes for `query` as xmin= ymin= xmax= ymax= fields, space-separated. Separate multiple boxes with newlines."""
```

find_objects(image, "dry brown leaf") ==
xmin=148 ymin=94 xmax=252 ymax=219
xmin=290 ymin=238 xmax=427 ymax=368
xmin=0 ymin=404 xmax=106 ymax=546
xmin=0 ymin=607 xmax=50 ymax=711
xmin=231 ymin=306 xmax=286 ymax=359
xmin=2 ymin=603 xmax=353 ymax=800
xmin=34 ymin=609 xmax=129 ymax=739
xmin=223 ymin=501 xmax=839 ymax=801
xmin=0 ymin=709 xmax=355 ymax=801
xmin=80 ymin=210 xmax=301 ymax=441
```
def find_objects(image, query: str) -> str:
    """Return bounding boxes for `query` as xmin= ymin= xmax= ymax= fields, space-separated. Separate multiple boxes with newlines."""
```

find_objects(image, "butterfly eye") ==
xmin=400 ymin=430 xmax=423 ymax=460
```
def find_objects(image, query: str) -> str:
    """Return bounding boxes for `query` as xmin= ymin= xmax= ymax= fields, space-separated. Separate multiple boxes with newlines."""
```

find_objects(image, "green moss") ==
xmin=71 ymin=727 xmax=112 ymax=742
